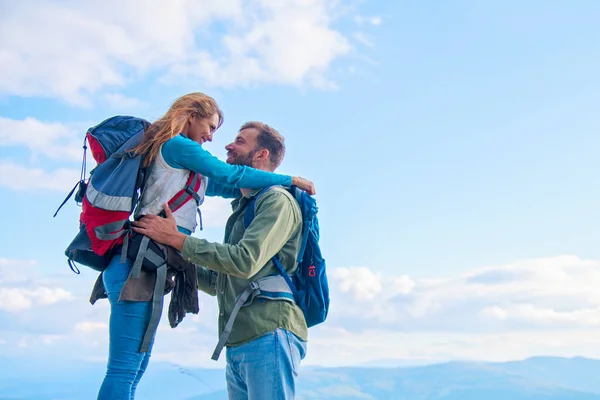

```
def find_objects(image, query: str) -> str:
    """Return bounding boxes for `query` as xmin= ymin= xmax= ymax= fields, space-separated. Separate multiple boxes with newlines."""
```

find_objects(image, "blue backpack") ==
xmin=244 ymin=185 xmax=330 ymax=328
xmin=211 ymin=184 xmax=330 ymax=360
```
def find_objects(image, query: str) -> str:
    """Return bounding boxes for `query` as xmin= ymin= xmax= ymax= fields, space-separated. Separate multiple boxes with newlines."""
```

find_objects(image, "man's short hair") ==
xmin=240 ymin=121 xmax=286 ymax=168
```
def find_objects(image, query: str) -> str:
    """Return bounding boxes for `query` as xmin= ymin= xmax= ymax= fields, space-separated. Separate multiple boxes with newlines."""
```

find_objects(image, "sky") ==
xmin=1 ymin=0 xmax=600 ymax=370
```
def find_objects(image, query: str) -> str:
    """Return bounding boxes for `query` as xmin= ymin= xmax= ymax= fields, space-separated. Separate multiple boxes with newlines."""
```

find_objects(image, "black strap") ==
xmin=131 ymin=235 xmax=151 ymax=279
xmin=54 ymin=137 xmax=88 ymax=217
xmin=139 ymin=263 xmax=167 ymax=353
xmin=211 ymin=282 xmax=259 ymax=361
xmin=67 ymin=259 xmax=81 ymax=275
xmin=53 ymin=181 xmax=83 ymax=217
xmin=120 ymin=232 xmax=130 ymax=264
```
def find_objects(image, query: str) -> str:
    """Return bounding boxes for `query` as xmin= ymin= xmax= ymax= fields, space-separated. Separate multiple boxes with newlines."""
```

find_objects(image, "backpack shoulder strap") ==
xmin=242 ymin=184 xmax=297 ymax=292
xmin=289 ymin=185 xmax=315 ymax=263
xmin=242 ymin=185 xmax=279 ymax=229
xmin=168 ymin=171 xmax=203 ymax=212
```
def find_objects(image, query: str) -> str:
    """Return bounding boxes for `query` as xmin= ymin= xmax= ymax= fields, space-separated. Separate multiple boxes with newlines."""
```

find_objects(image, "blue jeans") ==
xmin=97 ymin=255 xmax=156 ymax=400
xmin=225 ymin=328 xmax=307 ymax=400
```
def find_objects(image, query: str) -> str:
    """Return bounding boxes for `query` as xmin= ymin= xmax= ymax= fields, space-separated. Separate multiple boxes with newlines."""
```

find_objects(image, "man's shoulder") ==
xmin=261 ymin=185 xmax=295 ymax=200
xmin=255 ymin=186 xmax=300 ymax=212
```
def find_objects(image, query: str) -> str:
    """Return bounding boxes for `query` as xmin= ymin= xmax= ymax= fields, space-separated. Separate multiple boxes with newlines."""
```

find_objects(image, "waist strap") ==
xmin=211 ymin=275 xmax=295 ymax=361
xmin=120 ymin=232 xmax=168 ymax=353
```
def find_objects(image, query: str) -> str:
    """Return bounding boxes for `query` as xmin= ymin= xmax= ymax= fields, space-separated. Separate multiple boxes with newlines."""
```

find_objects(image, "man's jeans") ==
xmin=97 ymin=255 xmax=156 ymax=400
xmin=225 ymin=328 xmax=307 ymax=400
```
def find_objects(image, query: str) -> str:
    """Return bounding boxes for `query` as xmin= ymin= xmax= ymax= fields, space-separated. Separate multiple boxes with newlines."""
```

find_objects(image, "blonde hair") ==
xmin=133 ymin=92 xmax=223 ymax=167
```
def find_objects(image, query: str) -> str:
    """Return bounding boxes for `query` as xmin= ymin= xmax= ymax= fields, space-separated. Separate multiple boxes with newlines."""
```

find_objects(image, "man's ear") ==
xmin=255 ymin=148 xmax=270 ymax=162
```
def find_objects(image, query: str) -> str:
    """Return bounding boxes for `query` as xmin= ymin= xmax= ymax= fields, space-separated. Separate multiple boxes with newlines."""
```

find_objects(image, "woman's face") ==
xmin=186 ymin=112 xmax=220 ymax=145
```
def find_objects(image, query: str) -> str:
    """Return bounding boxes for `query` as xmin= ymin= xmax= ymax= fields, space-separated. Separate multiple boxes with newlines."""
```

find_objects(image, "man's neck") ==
xmin=240 ymin=162 xmax=273 ymax=197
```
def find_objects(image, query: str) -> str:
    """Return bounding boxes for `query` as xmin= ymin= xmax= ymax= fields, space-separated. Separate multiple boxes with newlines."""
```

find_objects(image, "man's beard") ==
xmin=228 ymin=150 xmax=256 ymax=167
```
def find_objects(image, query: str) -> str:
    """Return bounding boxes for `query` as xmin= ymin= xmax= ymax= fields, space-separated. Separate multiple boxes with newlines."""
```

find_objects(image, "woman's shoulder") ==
xmin=162 ymin=134 xmax=198 ymax=155
xmin=160 ymin=135 xmax=190 ymax=168
xmin=164 ymin=134 xmax=192 ymax=147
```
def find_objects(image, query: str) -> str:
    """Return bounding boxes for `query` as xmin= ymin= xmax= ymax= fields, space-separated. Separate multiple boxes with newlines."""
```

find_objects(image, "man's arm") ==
xmin=196 ymin=266 xmax=218 ymax=296
xmin=182 ymin=190 xmax=300 ymax=279
xmin=132 ymin=190 xmax=300 ymax=279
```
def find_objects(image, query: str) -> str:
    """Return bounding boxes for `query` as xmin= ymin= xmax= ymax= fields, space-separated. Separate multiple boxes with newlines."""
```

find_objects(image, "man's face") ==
xmin=225 ymin=128 xmax=260 ymax=167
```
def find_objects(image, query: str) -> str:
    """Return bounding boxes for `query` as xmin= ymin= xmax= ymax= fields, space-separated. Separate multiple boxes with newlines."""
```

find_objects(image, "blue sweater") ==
xmin=162 ymin=134 xmax=292 ymax=199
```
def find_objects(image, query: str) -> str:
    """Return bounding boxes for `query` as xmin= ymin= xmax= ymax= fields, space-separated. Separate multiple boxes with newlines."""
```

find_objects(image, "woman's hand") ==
xmin=291 ymin=176 xmax=316 ymax=195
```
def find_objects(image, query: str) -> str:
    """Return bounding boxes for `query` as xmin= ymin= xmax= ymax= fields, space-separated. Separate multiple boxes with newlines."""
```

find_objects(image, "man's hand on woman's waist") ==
xmin=132 ymin=204 xmax=187 ymax=252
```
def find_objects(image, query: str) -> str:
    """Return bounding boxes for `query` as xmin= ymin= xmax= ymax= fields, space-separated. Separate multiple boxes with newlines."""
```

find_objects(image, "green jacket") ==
xmin=182 ymin=186 xmax=308 ymax=347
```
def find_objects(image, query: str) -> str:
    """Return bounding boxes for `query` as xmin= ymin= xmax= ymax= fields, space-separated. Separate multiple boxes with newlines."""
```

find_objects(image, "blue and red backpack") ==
xmin=55 ymin=115 xmax=202 ymax=274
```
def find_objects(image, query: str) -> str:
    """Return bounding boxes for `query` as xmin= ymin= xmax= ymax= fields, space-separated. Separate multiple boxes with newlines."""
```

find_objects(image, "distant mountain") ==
xmin=187 ymin=390 xmax=228 ymax=400
xmin=358 ymin=358 xmax=447 ymax=368
xmin=1 ymin=356 xmax=599 ymax=399
xmin=496 ymin=356 xmax=600 ymax=394
xmin=0 ymin=357 xmax=225 ymax=400
xmin=292 ymin=360 xmax=600 ymax=400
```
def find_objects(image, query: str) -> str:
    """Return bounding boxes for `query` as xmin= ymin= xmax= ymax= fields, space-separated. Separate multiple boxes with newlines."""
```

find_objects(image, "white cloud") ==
xmin=328 ymin=255 xmax=600 ymax=332
xmin=331 ymin=266 xmax=383 ymax=301
xmin=0 ymin=288 xmax=33 ymax=312
xmin=35 ymin=287 xmax=73 ymax=305
xmin=0 ymin=287 xmax=73 ymax=312
xmin=0 ymin=0 xmax=355 ymax=104
xmin=102 ymin=93 xmax=143 ymax=109
xmin=0 ymin=161 xmax=80 ymax=192
xmin=0 ymin=116 xmax=92 ymax=193
xmin=303 ymin=326 xmax=600 ymax=366
xmin=355 ymin=15 xmax=383 ymax=26
xmin=196 ymin=196 xmax=235 ymax=229
xmin=0 ymin=259 xmax=83 ymax=327
xmin=353 ymin=32 xmax=375 ymax=48
xmin=0 ymin=258 xmax=38 ymax=283
xmin=6 ymin=253 xmax=600 ymax=367
xmin=40 ymin=334 xmax=63 ymax=345
xmin=394 ymin=275 xmax=416 ymax=294
xmin=165 ymin=1 xmax=352 ymax=90
xmin=75 ymin=321 xmax=107 ymax=333
xmin=0 ymin=116 xmax=84 ymax=162
xmin=370 ymin=16 xmax=383 ymax=26
xmin=16 ymin=334 xmax=64 ymax=348
xmin=481 ymin=303 xmax=600 ymax=326
xmin=0 ymin=258 xmax=38 ymax=267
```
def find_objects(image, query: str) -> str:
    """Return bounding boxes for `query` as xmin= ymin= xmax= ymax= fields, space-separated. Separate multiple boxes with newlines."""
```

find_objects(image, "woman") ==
xmin=95 ymin=92 xmax=315 ymax=400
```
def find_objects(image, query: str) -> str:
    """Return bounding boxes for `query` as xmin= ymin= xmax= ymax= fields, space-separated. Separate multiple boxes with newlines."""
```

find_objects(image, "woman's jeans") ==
xmin=97 ymin=255 xmax=156 ymax=400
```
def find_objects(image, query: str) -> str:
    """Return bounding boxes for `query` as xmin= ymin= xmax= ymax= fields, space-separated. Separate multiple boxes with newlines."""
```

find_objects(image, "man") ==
xmin=133 ymin=121 xmax=310 ymax=399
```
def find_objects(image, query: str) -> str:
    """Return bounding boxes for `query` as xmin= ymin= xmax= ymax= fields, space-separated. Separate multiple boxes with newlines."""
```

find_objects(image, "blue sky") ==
xmin=1 ymin=0 xmax=600 ymax=367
